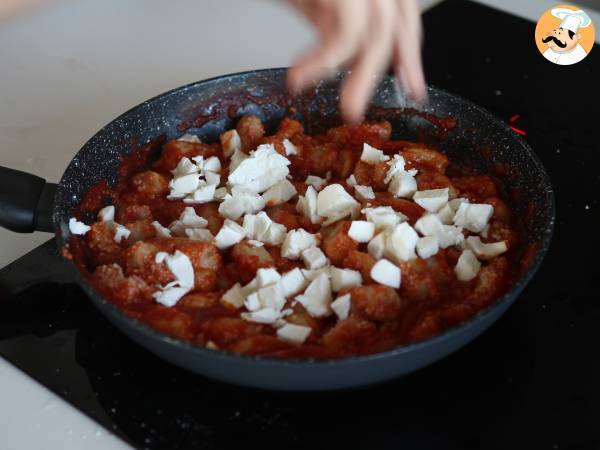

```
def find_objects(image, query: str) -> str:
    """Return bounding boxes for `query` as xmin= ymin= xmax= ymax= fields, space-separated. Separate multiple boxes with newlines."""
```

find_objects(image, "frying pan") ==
xmin=0 ymin=68 xmax=555 ymax=391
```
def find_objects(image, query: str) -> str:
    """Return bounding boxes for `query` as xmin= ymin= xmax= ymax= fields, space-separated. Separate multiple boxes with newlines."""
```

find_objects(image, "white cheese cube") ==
xmin=437 ymin=203 xmax=455 ymax=225
xmin=215 ymin=219 xmax=247 ymax=249
xmin=367 ymin=232 xmax=387 ymax=260
xmin=204 ymin=171 xmax=220 ymax=186
xmin=152 ymin=221 xmax=171 ymax=238
xmin=301 ymin=246 xmax=328 ymax=270
xmin=455 ymin=249 xmax=481 ymax=281
xmin=261 ymin=221 xmax=287 ymax=246
xmin=302 ymin=266 xmax=332 ymax=282
xmin=159 ymin=250 xmax=195 ymax=288
xmin=241 ymin=308 xmax=280 ymax=324
xmin=346 ymin=175 xmax=358 ymax=186
xmin=277 ymin=323 xmax=312 ymax=344
xmin=438 ymin=225 xmax=465 ymax=248
xmin=201 ymin=156 xmax=222 ymax=173
xmin=97 ymin=205 xmax=115 ymax=222
xmin=280 ymin=268 xmax=309 ymax=297
xmin=68 ymin=218 xmax=90 ymax=235
xmin=183 ymin=184 xmax=217 ymax=205
xmin=465 ymin=236 xmax=508 ymax=260
xmin=152 ymin=286 xmax=190 ymax=307
xmin=281 ymin=229 xmax=318 ymax=259
xmin=214 ymin=187 xmax=229 ymax=200
xmin=416 ymin=236 xmax=439 ymax=259
xmin=453 ymin=203 xmax=494 ymax=233
xmin=388 ymin=171 xmax=417 ymax=198
xmin=295 ymin=273 xmax=333 ymax=318
xmin=448 ymin=197 xmax=469 ymax=211
xmin=185 ymin=228 xmax=214 ymax=242
xmin=384 ymin=154 xmax=407 ymax=183
xmin=169 ymin=173 xmax=200 ymax=197
xmin=362 ymin=206 xmax=407 ymax=231
xmin=317 ymin=184 xmax=359 ymax=218
xmin=354 ymin=185 xmax=375 ymax=202
xmin=220 ymin=129 xmax=241 ymax=158
xmin=360 ymin=143 xmax=390 ymax=165
xmin=384 ymin=222 xmax=419 ymax=263
xmin=244 ymin=292 xmax=261 ymax=311
xmin=222 ymin=283 xmax=245 ymax=308
xmin=218 ymin=189 xmax=265 ymax=220
xmin=228 ymin=144 xmax=291 ymax=193
xmin=179 ymin=207 xmax=208 ymax=228
xmin=305 ymin=175 xmax=327 ymax=191
xmin=413 ymin=188 xmax=449 ymax=213
xmin=257 ymin=282 xmax=286 ymax=311
xmin=296 ymin=185 xmax=322 ymax=224
xmin=255 ymin=267 xmax=281 ymax=287
xmin=171 ymin=157 xmax=198 ymax=177
xmin=370 ymin=259 xmax=401 ymax=288
xmin=113 ymin=224 xmax=131 ymax=243
xmin=331 ymin=293 xmax=351 ymax=320
xmin=282 ymin=138 xmax=298 ymax=156
xmin=247 ymin=239 xmax=264 ymax=247
xmin=348 ymin=220 xmax=375 ymax=243
xmin=414 ymin=213 xmax=444 ymax=236
xmin=262 ymin=179 xmax=297 ymax=205
xmin=330 ymin=268 xmax=362 ymax=292
xmin=321 ymin=207 xmax=357 ymax=227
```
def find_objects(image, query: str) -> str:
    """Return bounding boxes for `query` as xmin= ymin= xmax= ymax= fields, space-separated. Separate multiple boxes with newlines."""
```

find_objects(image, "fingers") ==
xmin=393 ymin=0 xmax=427 ymax=103
xmin=288 ymin=0 xmax=366 ymax=94
xmin=340 ymin=0 xmax=395 ymax=123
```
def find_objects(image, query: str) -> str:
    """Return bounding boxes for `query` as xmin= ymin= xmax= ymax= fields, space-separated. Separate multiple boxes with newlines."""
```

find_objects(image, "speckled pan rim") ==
xmin=55 ymin=68 xmax=556 ymax=368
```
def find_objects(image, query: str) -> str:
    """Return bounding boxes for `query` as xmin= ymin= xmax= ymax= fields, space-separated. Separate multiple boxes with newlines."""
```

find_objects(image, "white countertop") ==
xmin=0 ymin=0 xmax=595 ymax=448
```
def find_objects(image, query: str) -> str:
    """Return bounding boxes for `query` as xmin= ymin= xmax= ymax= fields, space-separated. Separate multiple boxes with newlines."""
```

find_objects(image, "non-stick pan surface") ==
xmin=2 ymin=69 xmax=555 ymax=390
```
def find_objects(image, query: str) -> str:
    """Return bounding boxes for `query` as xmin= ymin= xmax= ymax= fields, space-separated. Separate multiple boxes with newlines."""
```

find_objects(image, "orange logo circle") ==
xmin=535 ymin=5 xmax=595 ymax=65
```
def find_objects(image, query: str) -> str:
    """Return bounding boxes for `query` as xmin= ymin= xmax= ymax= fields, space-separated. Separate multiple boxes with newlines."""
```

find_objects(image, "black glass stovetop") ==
xmin=1 ymin=2 xmax=599 ymax=449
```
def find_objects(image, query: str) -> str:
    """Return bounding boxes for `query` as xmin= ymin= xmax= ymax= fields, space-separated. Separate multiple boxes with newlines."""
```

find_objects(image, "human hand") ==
xmin=287 ymin=0 xmax=426 ymax=123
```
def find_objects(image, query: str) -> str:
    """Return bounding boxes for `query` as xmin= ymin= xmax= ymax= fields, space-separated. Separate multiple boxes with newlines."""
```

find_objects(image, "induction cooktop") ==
xmin=1 ymin=1 xmax=599 ymax=449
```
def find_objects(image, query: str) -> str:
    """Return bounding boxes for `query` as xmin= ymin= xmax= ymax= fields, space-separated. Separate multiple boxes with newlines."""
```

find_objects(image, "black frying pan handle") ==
xmin=0 ymin=166 xmax=57 ymax=233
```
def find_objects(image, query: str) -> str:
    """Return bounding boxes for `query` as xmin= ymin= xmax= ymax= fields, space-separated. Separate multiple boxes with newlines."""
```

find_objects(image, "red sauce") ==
xmin=71 ymin=116 xmax=520 ymax=359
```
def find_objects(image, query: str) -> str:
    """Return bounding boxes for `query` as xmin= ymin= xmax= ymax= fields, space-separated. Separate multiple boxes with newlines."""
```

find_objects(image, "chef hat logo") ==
xmin=535 ymin=4 xmax=595 ymax=66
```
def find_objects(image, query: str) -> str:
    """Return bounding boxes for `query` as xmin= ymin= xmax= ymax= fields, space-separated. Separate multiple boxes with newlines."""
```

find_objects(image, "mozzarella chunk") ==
xmin=255 ymin=267 xmax=281 ymax=287
xmin=414 ymin=213 xmax=445 ymax=236
xmin=453 ymin=202 xmax=494 ymax=233
xmin=215 ymin=219 xmax=247 ymax=249
xmin=302 ymin=266 xmax=332 ymax=282
xmin=247 ymin=239 xmax=264 ymax=247
xmin=317 ymin=184 xmax=359 ymax=218
xmin=185 ymin=228 xmax=214 ymax=242
xmin=168 ymin=173 xmax=200 ymax=199
xmin=438 ymin=225 xmax=465 ymax=248
xmin=360 ymin=143 xmax=390 ymax=165
xmin=229 ymin=148 xmax=248 ymax=173
xmin=243 ymin=211 xmax=287 ymax=245
xmin=228 ymin=143 xmax=290 ymax=193
xmin=283 ymin=138 xmax=298 ymax=156
xmin=384 ymin=222 xmax=418 ymax=263
xmin=152 ymin=221 xmax=172 ymax=238
xmin=301 ymin=246 xmax=328 ymax=270
xmin=437 ymin=203 xmax=455 ymax=225
xmin=214 ymin=187 xmax=229 ymax=200
xmin=153 ymin=286 xmax=191 ymax=308
xmin=413 ymin=188 xmax=449 ymax=213
xmin=384 ymin=154 xmax=407 ymax=183
xmin=113 ymin=224 xmax=131 ymax=243
xmin=182 ymin=183 xmax=216 ymax=205
xmin=179 ymin=207 xmax=208 ymax=228
xmin=362 ymin=206 xmax=407 ymax=231
xmin=305 ymin=175 xmax=327 ymax=191
xmin=296 ymin=185 xmax=322 ymax=224
xmin=295 ymin=273 xmax=333 ymax=318
xmin=218 ymin=188 xmax=265 ymax=220
xmin=281 ymin=228 xmax=319 ymax=259
xmin=367 ymin=232 xmax=387 ymax=260
xmin=69 ymin=218 xmax=90 ymax=235
xmin=220 ymin=129 xmax=241 ymax=158
xmin=455 ymin=249 xmax=481 ymax=281
xmin=321 ymin=206 xmax=358 ymax=226
xmin=348 ymin=220 xmax=375 ymax=243
xmin=241 ymin=308 xmax=281 ymax=324
xmin=261 ymin=179 xmax=297 ymax=205
xmin=465 ymin=236 xmax=508 ymax=259
xmin=388 ymin=171 xmax=418 ymax=198
xmin=330 ymin=267 xmax=362 ymax=292
xmin=201 ymin=156 xmax=222 ymax=173
xmin=346 ymin=174 xmax=358 ymax=186
xmin=222 ymin=283 xmax=245 ymax=308
xmin=277 ymin=323 xmax=312 ymax=344
xmin=97 ymin=205 xmax=115 ymax=222
xmin=204 ymin=171 xmax=221 ymax=186
xmin=331 ymin=294 xmax=351 ymax=320
xmin=157 ymin=250 xmax=195 ymax=288
xmin=370 ymin=259 xmax=401 ymax=288
xmin=244 ymin=292 xmax=261 ymax=311
xmin=280 ymin=268 xmax=309 ymax=297
xmin=354 ymin=185 xmax=375 ymax=202
xmin=448 ymin=197 xmax=469 ymax=211
xmin=416 ymin=236 xmax=439 ymax=259
xmin=257 ymin=282 xmax=286 ymax=311
xmin=171 ymin=157 xmax=198 ymax=177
